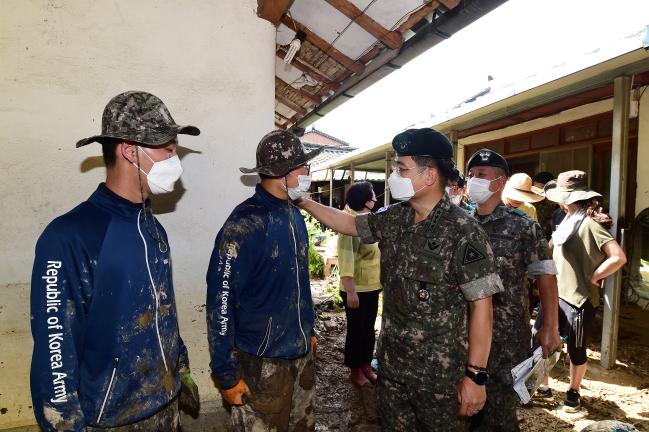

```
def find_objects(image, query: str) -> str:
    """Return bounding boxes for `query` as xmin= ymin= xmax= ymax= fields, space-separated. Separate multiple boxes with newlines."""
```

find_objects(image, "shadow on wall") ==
xmin=78 ymin=146 xmax=203 ymax=215
xmin=240 ymin=174 xmax=259 ymax=188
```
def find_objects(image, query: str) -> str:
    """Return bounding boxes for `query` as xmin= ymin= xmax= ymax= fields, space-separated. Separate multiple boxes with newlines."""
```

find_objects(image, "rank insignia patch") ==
xmin=462 ymin=243 xmax=485 ymax=265
xmin=425 ymin=240 xmax=441 ymax=254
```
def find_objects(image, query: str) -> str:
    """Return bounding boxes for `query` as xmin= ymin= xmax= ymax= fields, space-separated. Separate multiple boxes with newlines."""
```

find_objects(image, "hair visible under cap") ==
xmin=413 ymin=156 xmax=458 ymax=189
xmin=574 ymin=197 xmax=613 ymax=228
xmin=532 ymin=171 xmax=555 ymax=185
xmin=345 ymin=181 xmax=374 ymax=211
xmin=100 ymin=138 xmax=123 ymax=167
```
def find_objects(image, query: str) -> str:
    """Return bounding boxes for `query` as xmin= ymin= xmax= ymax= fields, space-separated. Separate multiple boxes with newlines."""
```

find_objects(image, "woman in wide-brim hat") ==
xmin=533 ymin=170 xmax=626 ymax=412
xmin=502 ymin=172 xmax=544 ymax=221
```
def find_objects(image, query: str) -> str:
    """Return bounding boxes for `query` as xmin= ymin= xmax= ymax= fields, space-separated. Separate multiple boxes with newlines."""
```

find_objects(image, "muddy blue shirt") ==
xmin=207 ymin=184 xmax=315 ymax=389
xmin=30 ymin=184 xmax=188 ymax=431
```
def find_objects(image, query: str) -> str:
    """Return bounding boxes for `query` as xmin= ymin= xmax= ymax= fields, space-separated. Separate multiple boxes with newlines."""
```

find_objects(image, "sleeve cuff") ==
xmin=355 ymin=214 xmax=376 ymax=244
xmin=527 ymin=259 xmax=558 ymax=276
xmin=460 ymin=273 xmax=504 ymax=301
xmin=178 ymin=351 xmax=190 ymax=370
xmin=213 ymin=371 xmax=240 ymax=390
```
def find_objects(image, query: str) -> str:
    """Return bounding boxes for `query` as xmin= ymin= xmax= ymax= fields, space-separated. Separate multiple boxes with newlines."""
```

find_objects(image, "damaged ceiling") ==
xmin=259 ymin=0 xmax=507 ymax=133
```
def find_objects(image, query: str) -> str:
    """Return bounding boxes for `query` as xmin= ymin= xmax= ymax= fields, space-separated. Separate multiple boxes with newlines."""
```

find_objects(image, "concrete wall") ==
xmin=635 ymin=87 xmax=649 ymax=216
xmin=0 ymin=1 xmax=274 ymax=428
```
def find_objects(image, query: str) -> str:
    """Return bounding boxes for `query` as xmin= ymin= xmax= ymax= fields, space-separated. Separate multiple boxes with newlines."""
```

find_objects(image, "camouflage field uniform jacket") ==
xmin=356 ymin=195 xmax=503 ymax=388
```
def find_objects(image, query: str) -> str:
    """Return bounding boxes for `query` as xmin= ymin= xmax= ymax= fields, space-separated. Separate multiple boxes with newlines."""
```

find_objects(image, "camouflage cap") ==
xmin=239 ymin=130 xmax=323 ymax=177
xmin=76 ymin=91 xmax=200 ymax=148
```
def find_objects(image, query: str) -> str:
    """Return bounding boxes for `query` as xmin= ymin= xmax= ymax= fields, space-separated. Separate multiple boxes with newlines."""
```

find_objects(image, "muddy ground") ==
xmin=312 ymin=282 xmax=649 ymax=431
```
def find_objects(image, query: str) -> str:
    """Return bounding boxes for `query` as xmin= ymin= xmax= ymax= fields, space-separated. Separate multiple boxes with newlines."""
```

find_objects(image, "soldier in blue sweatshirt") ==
xmin=30 ymin=91 xmax=200 ymax=431
xmin=207 ymin=130 xmax=321 ymax=431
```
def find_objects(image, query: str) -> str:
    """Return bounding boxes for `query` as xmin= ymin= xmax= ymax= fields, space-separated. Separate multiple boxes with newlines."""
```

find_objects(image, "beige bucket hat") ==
xmin=502 ymin=173 xmax=545 ymax=203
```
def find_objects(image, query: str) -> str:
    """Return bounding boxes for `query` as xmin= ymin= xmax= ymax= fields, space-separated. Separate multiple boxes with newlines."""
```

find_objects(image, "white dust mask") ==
xmin=450 ymin=194 xmax=463 ymax=206
xmin=388 ymin=171 xmax=415 ymax=201
xmin=467 ymin=177 xmax=501 ymax=204
xmin=134 ymin=148 xmax=183 ymax=194
xmin=388 ymin=168 xmax=435 ymax=202
xmin=287 ymin=174 xmax=312 ymax=201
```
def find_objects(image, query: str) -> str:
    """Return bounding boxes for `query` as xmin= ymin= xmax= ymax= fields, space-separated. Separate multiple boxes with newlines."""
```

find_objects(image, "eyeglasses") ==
xmin=391 ymin=163 xmax=419 ymax=176
xmin=301 ymin=164 xmax=311 ymax=174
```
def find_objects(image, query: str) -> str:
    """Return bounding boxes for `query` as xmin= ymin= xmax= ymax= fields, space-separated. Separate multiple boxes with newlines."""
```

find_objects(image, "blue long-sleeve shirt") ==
xmin=30 ymin=183 xmax=188 ymax=431
xmin=207 ymin=185 xmax=315 ymax=389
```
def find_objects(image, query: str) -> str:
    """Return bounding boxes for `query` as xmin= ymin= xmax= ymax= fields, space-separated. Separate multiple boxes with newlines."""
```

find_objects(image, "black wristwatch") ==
xmin=465 ymin=368 xmax=489 ymax=385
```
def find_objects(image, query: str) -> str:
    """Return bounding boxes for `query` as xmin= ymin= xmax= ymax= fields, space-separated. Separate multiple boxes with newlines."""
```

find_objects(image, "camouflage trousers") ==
xmin=377 ymin=376 xmax=468 ymax=432
xmin=87 ymin=398 xmax=179 ymax=431
xmin=231 ymin=349 xmax=315 ymax=432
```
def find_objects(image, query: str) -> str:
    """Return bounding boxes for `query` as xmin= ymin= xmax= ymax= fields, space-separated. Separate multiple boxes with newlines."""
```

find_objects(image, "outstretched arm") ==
xmin=295 ymin=198 xmax=358 ymax=236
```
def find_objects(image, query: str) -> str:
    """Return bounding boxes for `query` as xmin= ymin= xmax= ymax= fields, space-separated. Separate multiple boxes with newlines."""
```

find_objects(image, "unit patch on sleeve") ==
xmin=462 ymin=243 xmax=486 ymax=265
xmin=425 ymin=240 xmax=441 ymax=254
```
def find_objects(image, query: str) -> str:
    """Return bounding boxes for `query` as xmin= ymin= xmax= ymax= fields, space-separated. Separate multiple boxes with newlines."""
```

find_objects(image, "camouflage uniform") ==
xmin=356 ymin=195 xmax=504 ymax=431
xmin=469 ymin=205 xmax=556 ymax=432
xmin=534 ymin=198 xmax=558 ymax=240
xmin=231 ymin=350 xmax=315 ymax=431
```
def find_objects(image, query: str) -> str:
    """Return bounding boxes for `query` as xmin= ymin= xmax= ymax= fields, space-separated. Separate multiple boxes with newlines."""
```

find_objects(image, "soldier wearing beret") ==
xmin=297 ymin=128 xmax=504 ymax=431
xmin=465 ymin=149 xmax=562 ymax=431
xmin=207 ymin=130 xmax=321 ymax=431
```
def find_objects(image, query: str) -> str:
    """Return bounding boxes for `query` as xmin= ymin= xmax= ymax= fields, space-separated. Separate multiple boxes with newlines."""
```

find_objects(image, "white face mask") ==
xmin=389 ymin=170 xmax=426 ymax=201
xmin=450 ymin=194 xmax=463 ymax=206
xmin=287 ymin=174 xmax=311 ymax=201
xmin=467 ymin=176 xmax=501 ymax=204
xmin=134 ymin=148 xmax=183 ymax=195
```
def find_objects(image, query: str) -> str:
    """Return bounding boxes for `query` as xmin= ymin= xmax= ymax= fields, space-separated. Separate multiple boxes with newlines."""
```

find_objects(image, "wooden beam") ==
xmin=438 ymin=0 xmax=461 ymax=10
xmin=257 ymin=0 xmax=294 ymax=26
xmin=398 ymin=0 xmax=460 ymax=33
xmin=325 ymin=0 xmax=403 ymax=50
xmin=280 ymin=15 xmax=365 ymax=76
xmin=276 ymin=48 xmax=335 ymax=87
xmin=276 ymin=77 xmax=321 ymax=105
xmin=275 ymin=111 xmax=292 ymax=123
xmin=398 ymin=2 xmax=440 ymax=32
xmin=359 ymin=44 xmax=382 ymax=64
xmin=276 ymin=93 xmax=308 ymax=116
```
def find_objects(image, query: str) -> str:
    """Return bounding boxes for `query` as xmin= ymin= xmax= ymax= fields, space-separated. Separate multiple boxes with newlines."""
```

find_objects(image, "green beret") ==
xmin=466 ymin=148 xmax=510 ymax=176
xmin=392 ymin=128 xmax=453 ymax=158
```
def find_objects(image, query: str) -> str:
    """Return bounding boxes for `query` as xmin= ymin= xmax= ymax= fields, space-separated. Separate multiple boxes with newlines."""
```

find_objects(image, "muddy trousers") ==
xmin=231 ymin=349 xmax=315 ymax=432
xmin=377 ymin=376 xmax=468 ymax=432
xmin=87 ymin=397 xmax=179 ymax=431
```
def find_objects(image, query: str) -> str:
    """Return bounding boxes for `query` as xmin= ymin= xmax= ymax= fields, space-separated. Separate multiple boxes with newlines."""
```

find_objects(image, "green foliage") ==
xmin=308 ymin=241 xmax=324 ymax=278
xmin=303 ymin=212 xmax=334 ymax=278
xmin=325 ymin=283 xmax=344 ymax=309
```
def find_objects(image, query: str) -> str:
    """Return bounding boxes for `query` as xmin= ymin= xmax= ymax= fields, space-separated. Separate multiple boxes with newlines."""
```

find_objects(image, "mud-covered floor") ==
xmin=312 ymin=282 xmax=649 ymax=431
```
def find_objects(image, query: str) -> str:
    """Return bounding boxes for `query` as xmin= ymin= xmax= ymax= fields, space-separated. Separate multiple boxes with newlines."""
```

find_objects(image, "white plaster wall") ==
xmin=0 ymin=1 xmax=274 ymax=427
xmin=636 ymin=88 xmax=649 ymax=216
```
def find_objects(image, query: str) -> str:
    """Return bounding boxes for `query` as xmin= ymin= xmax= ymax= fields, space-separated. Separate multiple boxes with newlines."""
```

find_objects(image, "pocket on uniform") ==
xmin=401 ymin=252 xmax=445 ymax=285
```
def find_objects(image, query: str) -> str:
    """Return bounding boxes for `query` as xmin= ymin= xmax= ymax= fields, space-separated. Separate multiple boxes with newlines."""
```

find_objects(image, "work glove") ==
xmin=179 ymin=370 xmax=200 ymax=416
xmin=311 ymin=335 xmax=318 ymax=356
xmin=220 ymin=379 xmax=252 ymax=406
